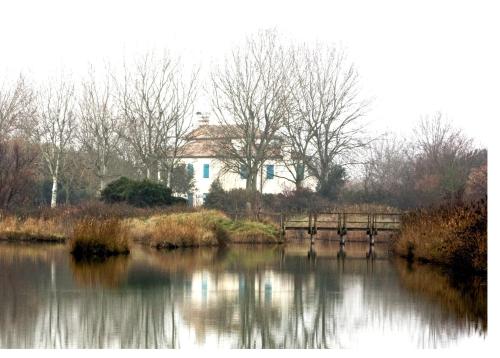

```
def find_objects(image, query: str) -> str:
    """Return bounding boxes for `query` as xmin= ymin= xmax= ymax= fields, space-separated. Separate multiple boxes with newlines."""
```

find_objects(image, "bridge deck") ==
xmin=281 ymin=212 xmax=401 ymax=242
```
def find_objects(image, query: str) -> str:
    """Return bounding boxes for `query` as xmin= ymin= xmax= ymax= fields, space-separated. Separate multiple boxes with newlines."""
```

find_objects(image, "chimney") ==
xmin=196 ymin=111 xmax=210 ymax=126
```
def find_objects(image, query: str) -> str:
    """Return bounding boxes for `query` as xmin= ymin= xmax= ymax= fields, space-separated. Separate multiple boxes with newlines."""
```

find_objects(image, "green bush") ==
xmin=101 ymin=177 xmax=186 ymax=207
xmin=204 ymin=180 xmax=252 ymax=212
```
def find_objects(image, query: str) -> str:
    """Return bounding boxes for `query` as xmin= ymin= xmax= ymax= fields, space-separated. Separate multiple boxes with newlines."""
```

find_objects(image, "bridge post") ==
xmin=340 ymin=212 xmax=346 ymax=246
xmin=279 ymin=213 xmax=285 ymax=241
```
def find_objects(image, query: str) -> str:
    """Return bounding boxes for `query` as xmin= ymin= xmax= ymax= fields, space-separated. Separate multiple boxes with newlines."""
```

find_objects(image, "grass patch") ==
xmin=129 ymin=210 xmax=281 ymax=249
xmin=70 ymin=217 xmax=130 ymax=259
xmin=221 ymin=219 xmax=280 ymax=243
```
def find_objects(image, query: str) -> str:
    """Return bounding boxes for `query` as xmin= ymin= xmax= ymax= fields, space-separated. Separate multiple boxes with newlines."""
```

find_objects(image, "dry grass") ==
xmin=0 ymin=215 xmax=68 ymax=242
xmin=1 ymin=204 xmax=282 ymax=251
xmin=70 ymin=217 xmax=130 ymax=258
xmin=128 ymin=210 xmax=280 ymax=248
xmin=393 ymin=198 xmax=487 ymax=273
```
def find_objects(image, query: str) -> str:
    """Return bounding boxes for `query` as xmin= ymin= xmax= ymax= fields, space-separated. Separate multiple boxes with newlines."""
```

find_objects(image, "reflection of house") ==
xmin=176 ymin=115 xmax=316 ymax=206
xmin=189 ymin=270 xmax=294 ymax=306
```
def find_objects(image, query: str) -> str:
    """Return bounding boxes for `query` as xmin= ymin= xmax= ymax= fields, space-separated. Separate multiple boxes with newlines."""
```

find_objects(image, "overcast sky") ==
xmin=1 ymin=0 xmax=498 ymax=147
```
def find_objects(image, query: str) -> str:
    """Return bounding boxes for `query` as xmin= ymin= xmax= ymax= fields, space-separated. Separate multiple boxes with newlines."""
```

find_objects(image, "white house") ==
xmin=176 ymin=116 xmax=316 ymax=206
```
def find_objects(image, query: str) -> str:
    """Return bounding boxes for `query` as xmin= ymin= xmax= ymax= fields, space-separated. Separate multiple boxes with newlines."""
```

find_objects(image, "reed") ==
xmin=0 ymin=215 xmax=67 ymax=242
xmin=393 ymin=198 xmax=486 ymax=273
xmin=70 ymin=217 xmax=130 ymax=259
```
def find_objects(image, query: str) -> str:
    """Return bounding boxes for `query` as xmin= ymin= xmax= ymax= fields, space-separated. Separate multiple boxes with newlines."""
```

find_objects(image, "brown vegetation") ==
xmin=0 ymin=215 xmax=67 ymax=242
xmin=393 ymin=198 xmax=487 ymax=273
xmin=70 ymin=217 xmax=130 ymax=258
xmin=1 ymin=203 xmax=281 ymax=252
xmin=129 ymin=210 xmax=281 ymax=249
xmin=0 ymin=139 xmax=39 ymax=209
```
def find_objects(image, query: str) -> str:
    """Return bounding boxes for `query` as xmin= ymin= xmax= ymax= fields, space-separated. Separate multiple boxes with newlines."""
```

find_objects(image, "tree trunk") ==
xmin=50 ymin=175 xmax=58 ymax=208
xmin=98 ymin=164 xmax=107 ymax=197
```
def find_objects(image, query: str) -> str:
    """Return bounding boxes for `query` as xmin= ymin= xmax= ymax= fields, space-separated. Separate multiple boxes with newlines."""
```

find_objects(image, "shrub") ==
xmin=261 ymin=188 xmax=330 ymax=213
xmin=101 ymin=177 xmax=187 ymax=207
xmin=204 ymin=180 xmax=252 ymax=212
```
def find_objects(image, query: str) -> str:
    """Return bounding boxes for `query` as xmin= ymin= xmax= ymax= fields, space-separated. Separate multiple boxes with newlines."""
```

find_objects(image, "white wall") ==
xmin=178 ymin=158 xmax=317 ymax=206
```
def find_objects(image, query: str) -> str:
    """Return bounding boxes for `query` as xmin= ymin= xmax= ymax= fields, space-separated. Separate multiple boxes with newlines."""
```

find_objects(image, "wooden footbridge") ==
xmin=229 ymin=210 xmax=402 ymax=246
xmin=276 ymin=211 xmax=402 ymax=245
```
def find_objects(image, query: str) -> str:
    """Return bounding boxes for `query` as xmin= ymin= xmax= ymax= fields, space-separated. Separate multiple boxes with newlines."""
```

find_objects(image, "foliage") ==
xmin=169 ymin=163 xmax=195 ymax=195
xmin=100 ymin=177 xmax=186 ymax=207
xmin=315 ymin=165 xmax=347 ymax=201
xmin=261 ymin=188 xmax=330 ymax=213
xmin=204 ymin=180 xmax=252 ymax=212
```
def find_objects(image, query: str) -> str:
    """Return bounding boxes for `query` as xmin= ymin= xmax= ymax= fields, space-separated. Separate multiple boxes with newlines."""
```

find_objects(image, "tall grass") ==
xmin=0 ymin=215 xmax=68 ymax=242
xmin=70 ymin=217 xmax=130 ymax=259
xmin=393 ymin=198 xmax=486 ymax=273
xmin=128 ymin=210 xmax=281 ymax=249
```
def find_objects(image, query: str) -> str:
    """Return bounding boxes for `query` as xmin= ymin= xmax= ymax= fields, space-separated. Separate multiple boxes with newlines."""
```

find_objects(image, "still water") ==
xmin=0 ymin=241 xmax=486 ymax=348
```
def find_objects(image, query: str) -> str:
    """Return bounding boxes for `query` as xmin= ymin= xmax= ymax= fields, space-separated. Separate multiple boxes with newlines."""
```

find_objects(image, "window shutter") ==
xmin=266 ymin=165 xmax=274 ymax=179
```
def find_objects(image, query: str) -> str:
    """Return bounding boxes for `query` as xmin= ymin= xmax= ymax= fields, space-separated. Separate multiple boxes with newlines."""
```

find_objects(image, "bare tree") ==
xmin=0 ymin=139 xmax=38 ymax=209
xmin=210 ymin=30 xmax=291 ymax=200
xmin=117 ymin=52 xmax=197 ymax=184
xmin=0 ymin=75 xmax=36 ymax=140
xmin=79 ymin=66 xmax=122 ymax=195
xmin=361 ymin=135 xmax=416 ymax=207
xmin=288 ymin=44 xmax=369 ymax=195
xmin=412 ymin=112 xmax=476 ymax=203
xmin=37 ymin=77 xmax=77 ymax=208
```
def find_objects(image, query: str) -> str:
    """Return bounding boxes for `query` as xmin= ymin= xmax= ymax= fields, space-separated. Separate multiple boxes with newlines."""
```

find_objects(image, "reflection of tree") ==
xmin=0 ymin=243 xmax=487 ymax=348
xmin=394 ymin=259 xmax=486 ymax=334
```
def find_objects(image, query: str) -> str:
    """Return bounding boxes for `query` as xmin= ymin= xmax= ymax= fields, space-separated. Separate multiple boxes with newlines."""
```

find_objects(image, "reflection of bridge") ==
xmin=279 ymin=212 xmax=401 ymax=246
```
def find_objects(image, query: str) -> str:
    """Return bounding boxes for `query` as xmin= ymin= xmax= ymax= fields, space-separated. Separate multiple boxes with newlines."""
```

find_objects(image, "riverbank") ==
xmin=0 ymin=204 xmax=282 ymax=255
xmin=392 ymin=198 xmax=487 ymax=274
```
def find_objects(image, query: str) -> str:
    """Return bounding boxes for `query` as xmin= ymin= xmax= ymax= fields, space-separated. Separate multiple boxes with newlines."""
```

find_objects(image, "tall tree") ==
xmin=117 ymin=52 xmax=197 ymax=184
xmin=79 ymin=66 xmax=122 ymax=195
xmin=37 ymin=77 xmax=77 ymax=208
xmin=0 ymin=74 xmax=36 ymax=140
xmin=210 ymin=30 xmax=291 ymax=200
xmin=288 ymin=44 xmax=369 ymax=196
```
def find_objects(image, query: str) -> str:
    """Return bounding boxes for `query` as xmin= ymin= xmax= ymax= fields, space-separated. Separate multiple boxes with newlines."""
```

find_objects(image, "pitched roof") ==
xmin=176 ymin=124 xmax=281 ymax=159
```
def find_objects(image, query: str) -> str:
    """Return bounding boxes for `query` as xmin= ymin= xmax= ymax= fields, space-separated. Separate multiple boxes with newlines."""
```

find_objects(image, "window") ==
xmin=202 ymin=193 xmax=208 ymax=203
xmin=187 ymin=163 xmax=194 ymax=176
xmin=266 ymin=165 xmax=274 ymax=179
xmin=187 ymin=193 xmax=193 ymax=207
xmin=203 ymin=164 xmax=209 ymax=178
xmin=297 ymin=164 xmax=305 ymax=181
xmin=240 ymin=164 xmax=248 ymax=179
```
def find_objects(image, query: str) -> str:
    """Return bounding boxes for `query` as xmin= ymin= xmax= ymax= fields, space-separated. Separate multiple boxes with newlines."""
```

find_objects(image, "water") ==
xmin=0 ymin=241 xmax=486 ymax=348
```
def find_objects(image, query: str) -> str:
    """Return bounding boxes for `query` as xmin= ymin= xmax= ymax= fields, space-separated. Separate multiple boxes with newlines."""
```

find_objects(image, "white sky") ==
xmin=0 ymin=0 xmax=498 ymax=147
